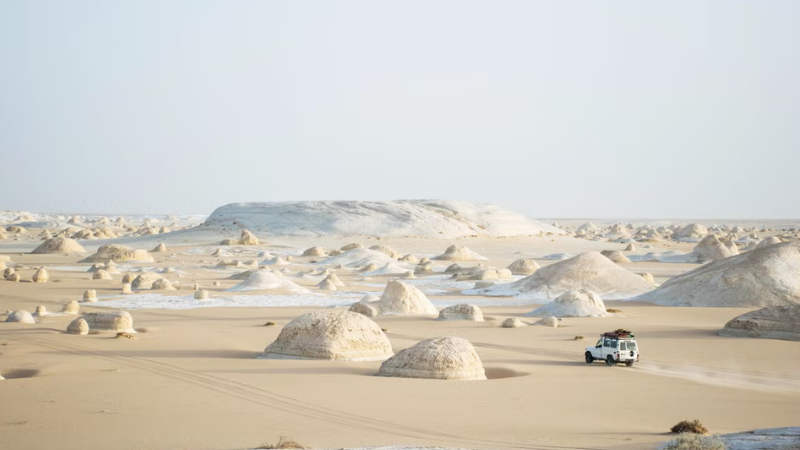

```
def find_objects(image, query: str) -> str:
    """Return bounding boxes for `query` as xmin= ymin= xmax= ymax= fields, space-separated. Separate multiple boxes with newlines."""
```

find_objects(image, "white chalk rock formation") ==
xmin=317 ymin=277 xmax=337 ymax=291
xmin=61 ymin=300 xmax=80 ymax=315
xmin=319 ymin=248 xmax=396 ymax=268
xmin=131 ymin=274 xmax=164 ymax=290
xmin=228 ymin=269 xmax=309 ymax=293
xmin=31 ymin=237 xmax=86 ymax=254
xmin=719 ymin=306 xmax=800 ymax=341
xmin=152 ymin=243 xmax=168 ymax=252
xmin=437 ymin=304 xmax=484 ymax=321
xmin=601 ymin=250 xmax=631 ymax=264
xmin=756 ymin=236 xmax=783 ymax=249
xmin=33 ymin=305 xmax=47 ymax=317
xmin=676 ymin=223 xmax=709 ymax=242
xmin=81 ymin=311 xmax=135 ymax=333
xmin=92 ymin=269 xmax=112 ymax=280
xmin=32 ymin=267 xmax=49 ymax=283
xmin=201 ymin=200 xmax=565 ymax=238
xmin=82 ymin=289 xmax=97 ymax=302
xmin=536 ymin=316 xmax=559 ymax=327
xmin=260 ymin=310 xmax=393 ymax=361
xmin=633 ymin=242 xmax=800 ymax=307
xmin=507 ymin=258 xmax=540 ymax=275
xmin=348 ymin=280 xmax=437 ymax=317
xmin=194 ymin=289 xmax=209 ymax=300
xmin=67 ymin=318 xmax=89 ymax=335
xmin=433 ymin=245 xmax=488 ymax=261
xmin=80 ymin=244 xmax=154 ymax=263
xmin=6 ymin=310 xmax=35 ymax=323
xmin=302 ymin=246 xmax=326 ymax=257
xmin=502 ymin=318 xmax=525 ymax=328
xmin=526 ymin=289 xmax=608 ymax=318
xmin=377 ymin=337 xmax=486 ymax=380
xmin=692 ymin=235 xmax=739 ymax=262
xmin=151 ymin=278 xmax=175 ymax=290
xmin=475 ymin=252 xmax=653 ymax=300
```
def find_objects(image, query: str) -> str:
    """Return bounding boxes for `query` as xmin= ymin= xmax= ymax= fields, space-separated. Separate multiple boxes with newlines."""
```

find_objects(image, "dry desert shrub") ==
xmin=663 ymin=433 xmax=725 ymax=450
xmin=573 ymin=335 xmax=585 ymax=340
xmin=264 ymin=321 xmax=277 ymax=326
xmin=115 ymin=332 xmax=136 ymax=340
xmin=257 ymin=436 xmax=306 ymax=449
xmin=606 ymin=308 xmax=623 ymax=313
xmin=671 ymin=419 xmax=709 ymax=434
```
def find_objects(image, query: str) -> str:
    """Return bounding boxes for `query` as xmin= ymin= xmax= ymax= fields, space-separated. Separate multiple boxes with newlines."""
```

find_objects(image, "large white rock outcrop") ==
xmin=259 ymin=310 xmax=393 ymax=361
xmin=719 ymin=306 xmax=800 ymax=341
xmin=200 ymin=200 xmax=565 ymax=238
xmin=633 ymin=242 xmax=800 ymax=307
xmin=228 ymin=269 xmax=309 ymax=293
xmin=473 ymin=252 xmax=653 ymax=300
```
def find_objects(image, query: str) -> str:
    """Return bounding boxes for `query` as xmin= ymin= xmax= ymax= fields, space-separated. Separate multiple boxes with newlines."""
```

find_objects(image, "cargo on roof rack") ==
xmin=602 ymin=329 xmax=635 ymax=339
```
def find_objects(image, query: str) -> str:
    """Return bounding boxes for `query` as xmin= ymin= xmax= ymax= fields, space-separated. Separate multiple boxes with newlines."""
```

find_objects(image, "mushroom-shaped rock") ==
xmin=31 ymin=267 xmax=49 ymax=283
xmin=526 ymin=289 xmax=608 ymax=317
xmin=259 ymin=310 xmax=393 ymax=361
xmin=92 ymin=269 xmax=112 ymax=280
xmin=600 ymin=250 xmax=631 ymax=264
xmin=122 ymin=283 xmax=133 ymax=294
xmin=438 ymin=304 xmax=484 ymax=321
xmin=302 ymin=246 xmax=326 ymax=257
xmin=80 ymin=244 xmax=154 ymax=263
xmin=67 ymin=318 xmax=89 ymax=335
xmin=377 ymin=337 xmax=486 ymax=380
xmin=719 ymin=305 xmax=800 ymax=341
xmin=31 ymin=237 xmax=86 ymax=254
xmin=535 ymin=316 xmax=559 ymax=327
xmin=507 ymin=259 xmax=540 ymax=276
xmin=433 ymin=245 xmax=488 ymax=261
xmin=501 ymin=318 xmax=525 ymax=328
xmin=61 ymin=300 xmax=80 ymax=315
xmin=152 ymin=243 xmax=168 ymax=252
xmin=194 ymin=289 xmax=209 ymax=300
xmin=82 ymin=289 xmax=97 ymax=302
xmin=81 ymin=311 xmax=135 ymax=332
xmin=349 ymin=280 xmax=437 ymax=317
xmin=121 ymin=273 xmax=135 ymax=284
xmin=6 ymin=310 xmax=35 ymax=323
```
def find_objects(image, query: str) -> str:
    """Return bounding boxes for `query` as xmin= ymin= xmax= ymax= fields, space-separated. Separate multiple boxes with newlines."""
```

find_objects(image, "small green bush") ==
xmin=663 ymin=433 xmax=725 ymax=450
xmin=264 ymin=321 xmax=276 ymax=326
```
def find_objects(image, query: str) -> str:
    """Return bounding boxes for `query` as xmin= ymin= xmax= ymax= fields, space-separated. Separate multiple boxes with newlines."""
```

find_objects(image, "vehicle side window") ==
xmin=596 ymin=339 xmax=603 ymax=347
xmin=602 ymin=339 xmax=609 ymax=347
xmin=611 ymin=340 xmax=618 ymax=349
xmin=620 ymin=342 xmax=626 ymax=350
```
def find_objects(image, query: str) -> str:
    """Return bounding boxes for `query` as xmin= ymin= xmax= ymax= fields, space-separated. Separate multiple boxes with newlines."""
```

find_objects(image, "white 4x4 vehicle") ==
xmin=585 ymin=330 xmax=639 ymax=367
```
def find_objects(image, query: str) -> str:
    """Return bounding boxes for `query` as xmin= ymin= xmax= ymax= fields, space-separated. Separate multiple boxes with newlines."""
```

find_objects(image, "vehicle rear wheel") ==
xmin=585 ymin=352 xmax=594 ymax=364
xmin=606 ymin=356 xmax=615 ymax=366
xmin=625 ymin=361 xmax=634 ymax=367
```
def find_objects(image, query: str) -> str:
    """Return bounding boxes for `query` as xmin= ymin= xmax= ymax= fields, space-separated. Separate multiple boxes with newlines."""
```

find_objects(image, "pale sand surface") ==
xmin=1 ymin=234 xmax=799 ymax=450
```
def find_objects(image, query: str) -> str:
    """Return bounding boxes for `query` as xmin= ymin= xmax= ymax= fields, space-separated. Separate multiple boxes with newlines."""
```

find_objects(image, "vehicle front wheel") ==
xmin=585 ymin=352 xmax=594 ymax=364
xmin=606 ymin=356 xmax=615 ymax=366
xmin=625 ymin=361 xmax=634 ymax=367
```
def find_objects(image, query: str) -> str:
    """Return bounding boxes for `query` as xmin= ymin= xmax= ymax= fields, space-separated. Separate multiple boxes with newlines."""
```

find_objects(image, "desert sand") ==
xmin=1 ymin=203 xmax=799 ymax=450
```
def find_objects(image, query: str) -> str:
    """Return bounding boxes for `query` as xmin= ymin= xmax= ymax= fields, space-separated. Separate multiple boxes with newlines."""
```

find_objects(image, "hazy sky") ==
xmin=1 ymin=1 xmax=798 ymax=218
